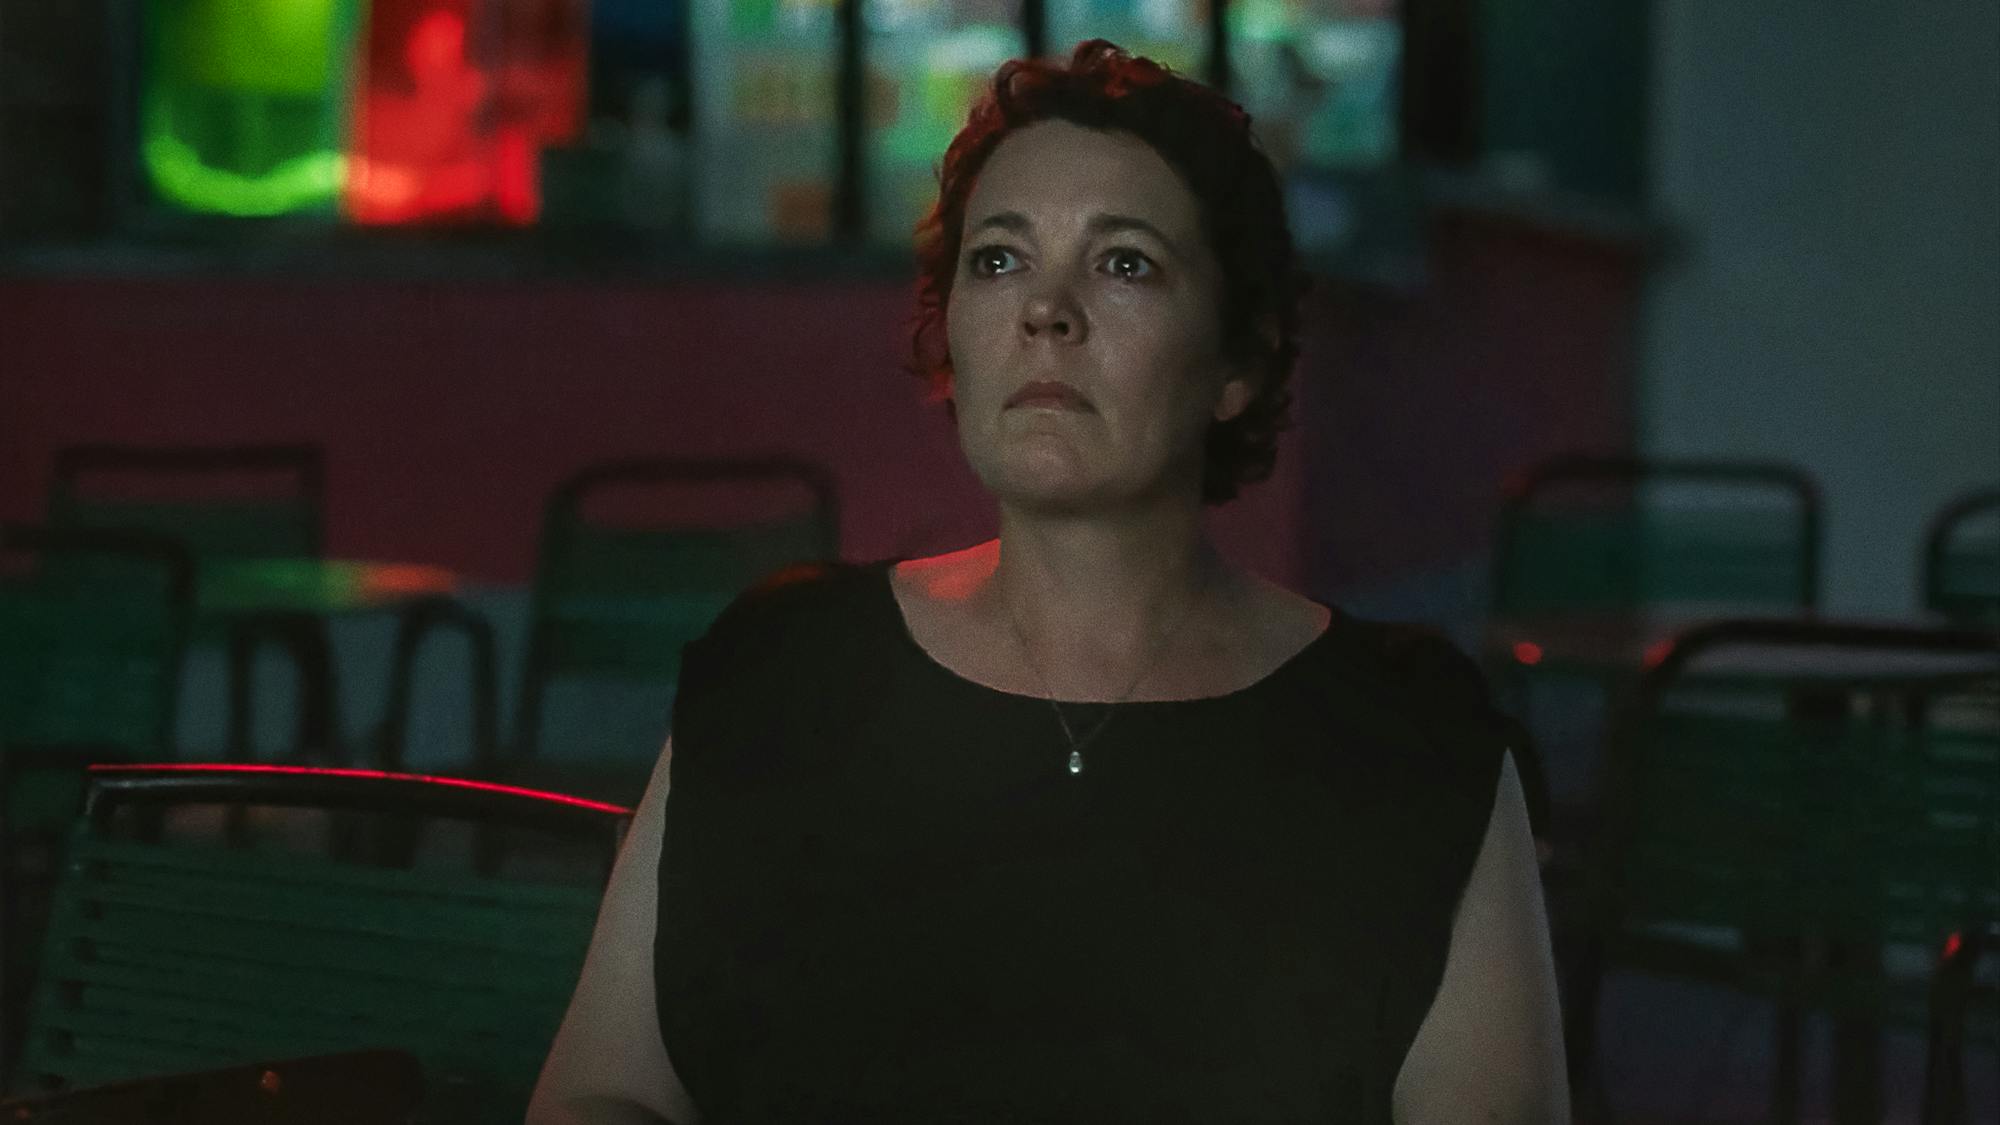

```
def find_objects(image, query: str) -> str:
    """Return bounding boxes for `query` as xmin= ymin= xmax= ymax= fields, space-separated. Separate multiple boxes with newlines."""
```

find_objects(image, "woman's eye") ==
xmin=1102 ymin=248 xmax=1155 ymax=281
xmin=966 ymin=246 xmax=1018 ymax=277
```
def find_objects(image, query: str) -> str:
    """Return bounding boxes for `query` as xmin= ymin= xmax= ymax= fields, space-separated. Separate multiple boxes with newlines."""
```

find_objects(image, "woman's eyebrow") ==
xmin=1086 ymin=214 xmax=1181 ymax=257
xmin=967 ymin=211 xmax=1179 ymax=256
xmin=1087 ymin=214 xmax=1170 ymax=242
xmin=968 ymin=211 xmax=1032 ymax=236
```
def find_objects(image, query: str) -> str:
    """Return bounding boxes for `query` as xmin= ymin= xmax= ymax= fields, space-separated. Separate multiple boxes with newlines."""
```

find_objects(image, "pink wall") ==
xmin=0 ymin=276 xmax=1308 ymax=587
xmin=1300 ymin=207 xmax=1647 ymax=595
xmin=0 ymin=203 xmax=1651 ymax=603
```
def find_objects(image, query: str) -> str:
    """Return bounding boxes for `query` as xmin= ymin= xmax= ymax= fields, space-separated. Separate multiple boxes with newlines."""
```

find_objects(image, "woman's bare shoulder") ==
xmin=891 ymin=541 xmax=999 ymax=603
xmin=1232 ymin=572 xmax=1333 ymax=660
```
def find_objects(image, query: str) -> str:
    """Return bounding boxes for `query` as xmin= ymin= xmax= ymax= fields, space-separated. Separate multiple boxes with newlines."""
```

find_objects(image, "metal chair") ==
xmin=47 ymin=445 xmax=336 ymax=761
xmin=47 ymin=445 xmax=324 ymax=562
xmin=0 ymin=526 xmax=195 ymax=1078
xmin=1923 ymin=921 xmax=2000 ymax=1125
xmin=8 ymin=764 xmax=629 ymax=1124
xmin=1925 ymin=489 xmax=2000 ymax=625
xmin=1492 ymin=454 xmax=1822 ymax=617
xmin=1487 ymin=455 xmax=1825 ymax=942
xmin=50 ymin=444 xmax=501 ymax=782
xmin=1565 ymin=619 xmax=2000 ymax=1124
xmin=405 ymin=456 xmax=839 ymax=807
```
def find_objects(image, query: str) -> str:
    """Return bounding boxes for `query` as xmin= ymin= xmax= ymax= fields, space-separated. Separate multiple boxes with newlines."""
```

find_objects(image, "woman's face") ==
xmin=944 ymin=119 xmax=1252 ymax=512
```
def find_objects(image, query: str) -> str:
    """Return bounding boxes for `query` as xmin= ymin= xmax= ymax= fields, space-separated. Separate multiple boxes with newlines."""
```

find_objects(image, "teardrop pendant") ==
xmin=1068 ymin=750 xmax=1084 ymax=775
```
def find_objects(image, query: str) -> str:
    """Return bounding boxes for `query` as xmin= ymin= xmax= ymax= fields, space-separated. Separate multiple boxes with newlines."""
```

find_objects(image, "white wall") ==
xmin=1641 ymin=1 xmax=2000 ymax=614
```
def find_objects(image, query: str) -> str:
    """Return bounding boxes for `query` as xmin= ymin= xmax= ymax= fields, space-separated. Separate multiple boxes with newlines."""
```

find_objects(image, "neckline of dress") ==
xmin=872 ymin=559 xmax=1339 ymax=707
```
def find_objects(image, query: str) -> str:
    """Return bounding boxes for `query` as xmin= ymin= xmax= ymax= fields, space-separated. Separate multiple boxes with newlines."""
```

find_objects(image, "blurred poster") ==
xmin=692 ymin=0 xmax=839 ymax=242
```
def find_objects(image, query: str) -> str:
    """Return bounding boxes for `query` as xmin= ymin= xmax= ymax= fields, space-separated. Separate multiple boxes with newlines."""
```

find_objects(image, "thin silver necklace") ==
xmin=1002 ymin=566 xmax=1209 ymax=777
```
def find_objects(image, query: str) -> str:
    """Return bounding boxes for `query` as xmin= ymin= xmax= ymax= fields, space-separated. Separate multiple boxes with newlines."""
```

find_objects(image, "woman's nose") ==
xmin=1021 ymin=289 xmax=1086 ymax=343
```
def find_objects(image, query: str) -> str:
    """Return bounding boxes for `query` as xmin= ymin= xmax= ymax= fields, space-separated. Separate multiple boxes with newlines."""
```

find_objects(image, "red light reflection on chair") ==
xmin=89 ymin=761 xmax=630 ymax=814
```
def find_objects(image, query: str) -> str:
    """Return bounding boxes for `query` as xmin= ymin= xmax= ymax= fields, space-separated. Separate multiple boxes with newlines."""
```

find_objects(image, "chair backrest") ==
xmin=0 ymin=527 xmax=194 ymax=831
xmin=1925 ymin=490 xmax=2000 ymax=624
xmin=11 ymin=765 xmax=630 ymax=1123
xmin=1492 ymin=455 xmax=1822 ymax=615
xmin=517 ymin=456 xmax=839 ymax=756
xmin=47 ymin=445 xmax=325 ymax=561
xmin=1594 ymin=621 xmax=2000 ymax=999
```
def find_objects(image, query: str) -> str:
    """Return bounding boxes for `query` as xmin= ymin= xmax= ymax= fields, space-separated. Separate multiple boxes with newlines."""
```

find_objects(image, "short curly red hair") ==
xmin=909 ymin=39 xmax=1308 ymax=505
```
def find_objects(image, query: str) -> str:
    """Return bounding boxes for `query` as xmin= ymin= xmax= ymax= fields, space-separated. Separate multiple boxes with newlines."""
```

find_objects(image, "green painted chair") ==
xmin=1486 ymin=455 xmax=1824 ymax=887
xmin=1492 ymin=455 xmax=1822 ymax=619
xmin=47 ymin=445 xmax=324 ymax=564
xmin=47 ymin=444 xmax=340 ymax=762
xmin=9 ymin=764 xmax=628 ymax=1124
xmin=0 ymin=525 xmax=195 ymax=1077
xmin=0 ymin=526 xmax=195 ymax=819
xmin=1566 ymin=619 xmax=2000 ymax=1124
xmin=417 ymin=457 xmax=839 ymax=808
xmin=1925 ymin=490 xmax=2000 ymax=626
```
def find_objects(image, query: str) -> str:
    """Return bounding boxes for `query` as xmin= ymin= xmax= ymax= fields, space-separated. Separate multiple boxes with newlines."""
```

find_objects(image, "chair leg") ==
xmin=1772 ymin=997 xmax=1803 ymax=1125
xmin=1921 ymin=926 xmax=1982 ymax=1125
xmin=1829 ymin=937 xmax=1884 ymax=1125
xmin=1562 ymin=939 xmax=1608 ymax=1122
xmin=224 ymin=626 xmax=263 ymax=847
xmin=0 ymin=832 xmax=47 ymax=1086
xmin=0 ymin=836 xmax=13 ymax=1083
xmin=283 ymin=617 xmax=339 ymax=763
xmin=1919 ymin=1026 xmax=1964 ymax=1125
xmin=226 ymin=625 xmax=257 ymax=763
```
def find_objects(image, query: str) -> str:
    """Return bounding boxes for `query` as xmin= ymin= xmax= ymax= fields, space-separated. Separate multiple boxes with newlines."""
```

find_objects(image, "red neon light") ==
xmin=493 ymin=125 xmax=539 ymax=223
xmin=88 ymin=762 xmax=630 ymax=815
xmin=495 ymin=0 xmax=588 ymax=144
xmin=344 ymin=2 xmax=544 ymax=225
xmin=1643 ymin=639 xmax=1675 ymax=669
xmin=1943 ymin=931 xmax=1963 ymax=960
xmin=1512 ymin=641 xmax=1545 ymax=666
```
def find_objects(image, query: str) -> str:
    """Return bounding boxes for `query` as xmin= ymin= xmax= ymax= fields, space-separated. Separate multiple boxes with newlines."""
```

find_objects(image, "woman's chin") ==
xmin=977 ymin=462 xmax=1109 ymax=512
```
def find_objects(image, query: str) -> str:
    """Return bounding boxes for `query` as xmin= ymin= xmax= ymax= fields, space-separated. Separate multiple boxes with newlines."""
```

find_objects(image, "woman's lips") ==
xmin=1005 ymin=380 xmax=1094 ymax=411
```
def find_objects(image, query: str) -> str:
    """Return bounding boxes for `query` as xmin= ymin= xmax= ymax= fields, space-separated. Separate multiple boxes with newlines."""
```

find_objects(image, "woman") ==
xmin=530 ymin=41 xmax=1564 ymax=1125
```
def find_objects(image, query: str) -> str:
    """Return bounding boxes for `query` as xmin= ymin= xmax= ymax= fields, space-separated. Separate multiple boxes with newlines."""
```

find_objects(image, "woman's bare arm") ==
xmin=528 ymin=740 xmax=702 ymax=1125
xmin=1392 ymin=753 xmax=1569 ymax=1124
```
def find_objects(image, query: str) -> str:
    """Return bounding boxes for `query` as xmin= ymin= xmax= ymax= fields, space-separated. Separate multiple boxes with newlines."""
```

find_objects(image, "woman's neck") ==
xmin=979 ymin=501 xmax=1225 ymax=678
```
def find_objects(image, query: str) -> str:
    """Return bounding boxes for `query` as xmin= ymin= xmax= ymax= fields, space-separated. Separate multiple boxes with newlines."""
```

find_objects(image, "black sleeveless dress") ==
xmin=655 ymin=562 xmax=1513 ymax=1124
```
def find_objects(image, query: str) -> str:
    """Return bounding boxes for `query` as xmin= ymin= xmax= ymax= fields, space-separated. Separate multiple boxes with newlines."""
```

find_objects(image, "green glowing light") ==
xmin=140 ymin=0 xmax=360 ymax=216
xmin=143 ymin=116 xmax=347 ymax=217
xmin=175 ymin=0 xmax=346 ymax=93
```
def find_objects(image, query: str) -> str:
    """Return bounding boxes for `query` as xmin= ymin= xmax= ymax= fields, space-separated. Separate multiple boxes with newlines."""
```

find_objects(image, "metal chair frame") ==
xmin=516 ymin=456 xmax=839 ymax=756
xmin=0 ymin=526 xmax=195 ymax=1084
xmin=49 ymin=444 xmax=336 ymax=762
xmin=1923 ymin=489 xmax=2000 ymax=623
xmin=1923 ymin=921 xmax=2000 ymax=1125
xmin=1492 ymin=453 xmax=1824 ymax=614
xmin=1566 ymin=617 xmax=2000 ymax=1124
xmin=9 ymin=764 xmax=630 ymax=1110
xmin=48 ymin=444 xmax=327 ymax=558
